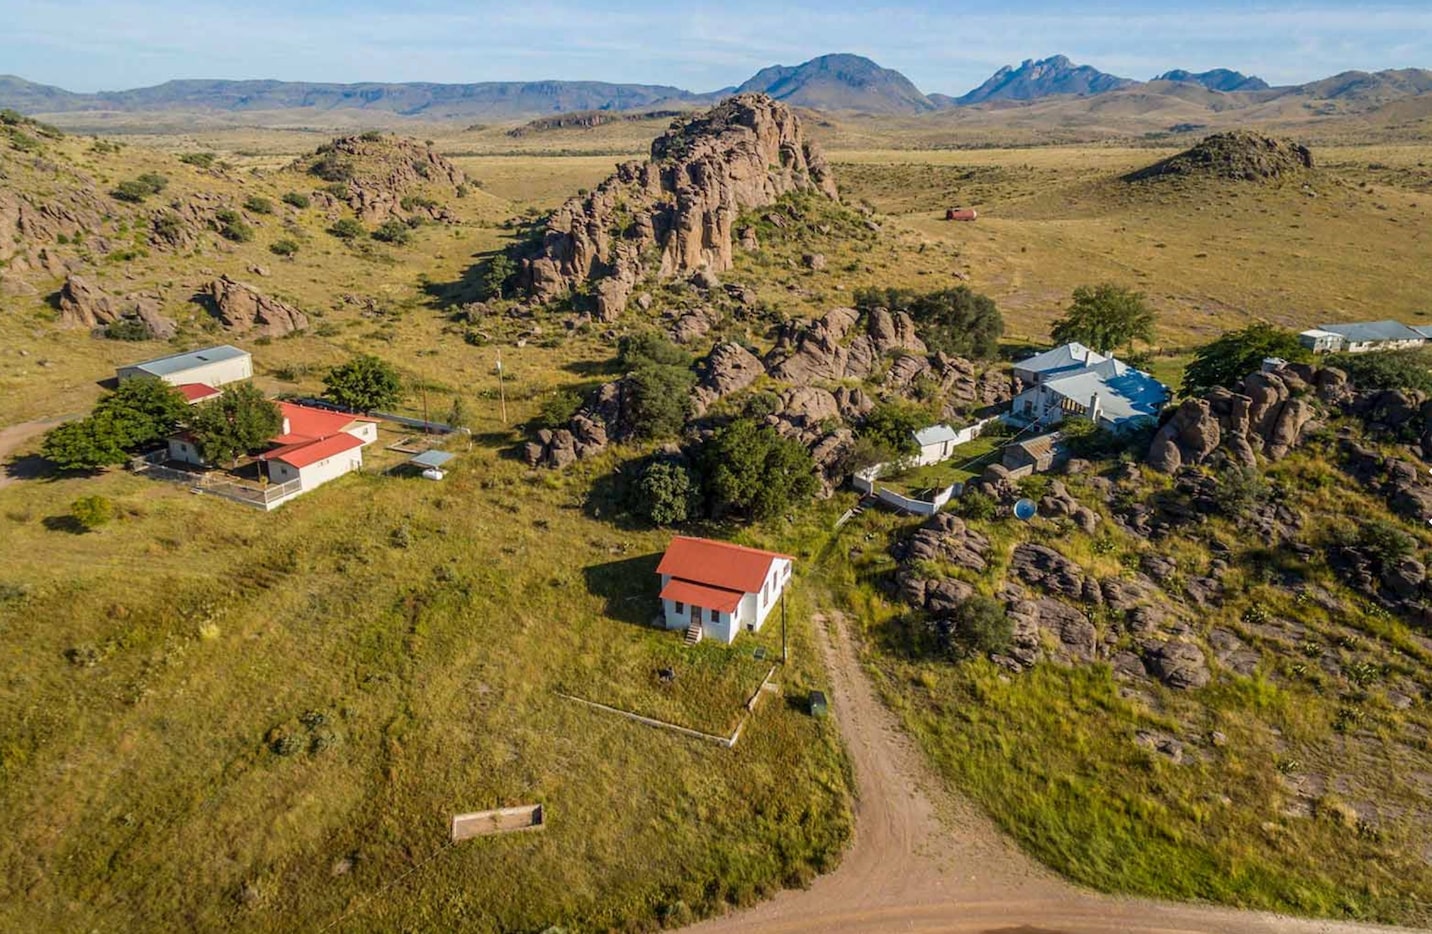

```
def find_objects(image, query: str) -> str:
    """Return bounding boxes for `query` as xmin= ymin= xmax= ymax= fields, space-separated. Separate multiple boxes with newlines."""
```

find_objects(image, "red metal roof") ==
xmin=659 ymin=578 xmax=744 ymax=614
xmin=656 ymin=536 xmax=793 ymax=595
xmin=269 ymin=432 xmax=365 ymax=469
xmin=177 ymin=382 xmax=220 ymax=404
xmin=276 ymin=402 xmax=374 ymax=443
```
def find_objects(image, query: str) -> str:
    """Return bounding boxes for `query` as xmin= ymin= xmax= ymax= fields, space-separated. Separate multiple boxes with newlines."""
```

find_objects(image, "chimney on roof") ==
xmin=1088 ymin=393 xmax=1102 ymax=424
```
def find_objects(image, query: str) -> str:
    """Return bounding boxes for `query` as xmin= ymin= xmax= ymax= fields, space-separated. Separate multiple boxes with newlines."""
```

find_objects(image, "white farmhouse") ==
xmin=656 ymin=537 xmax=794 ymax=645
xmin=1299 ymin=321 xmax=1428 ymax=354
xmin=117 ymin=345 xmax=252 ymax=393
xmin=1010 ymin=342 xmax=1168 ymax=431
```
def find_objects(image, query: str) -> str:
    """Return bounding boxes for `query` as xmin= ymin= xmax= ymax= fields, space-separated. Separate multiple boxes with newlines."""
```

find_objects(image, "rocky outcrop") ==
xmin=520 ymin=94 xmax=837 ymax=319
xmin=1009 ymin=542 xmax=1101 ymax=603
xmin=693 ymin=342 xmax=764 ymax=412
xmin=765 ymin=306 xmax=925 ymax=384
xmin=294 ymin=135 xmax=465 ymax=224
xmin=200 ymin=276 xmax=308 ymax=337
xmin=1125 ymin=131 xmax=1314 ymax=184
xmin=56 ymin=274 xmax=176 ymax=338
xmin=1148 ymin=364 xmax=1327 ymax=472
xmin=896 ymin=513 xmax=990 ymax=574
xmin=1007 ymin=596 xmax=1098 ymax=666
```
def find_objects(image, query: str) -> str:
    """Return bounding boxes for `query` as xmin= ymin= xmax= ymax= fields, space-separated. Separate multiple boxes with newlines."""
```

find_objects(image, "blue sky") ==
xmin=5 ymin=1 xmax=1431 ymax=93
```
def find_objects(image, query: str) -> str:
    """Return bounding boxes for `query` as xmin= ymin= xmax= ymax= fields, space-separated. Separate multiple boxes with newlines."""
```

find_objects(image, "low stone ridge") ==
xmin=519 ymin=93 xmax=837 ymax=319
xmin=293 ymin=135 xmax=466 ymax=224
xmin=200 ymin=276 xmax=308 ymax=337
xmin=1125 ymin=130 xmax=1314 ymax=183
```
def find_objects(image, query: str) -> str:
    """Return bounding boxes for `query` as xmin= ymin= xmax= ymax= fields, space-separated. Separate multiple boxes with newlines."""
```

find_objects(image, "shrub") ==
xmin=281 ymin=191 xmax=310 ymax=209
xmin=178 ymin=152 xmax=216 ymax=168
xmin=324 ymin=354 xmax=402 ymax=413
xmin=243 ymin=195 xmax=274 ymax=214
xmin=481 ymin=253 xmax=516 ymax=301
xmin=371 ymin=219 xmax=412 ymax=245
xmin=618 ymin=332 xmax=691 ymax=370
xmin=70 ymin=495 xmax=115 ymax=531
xmin=328 ymin=218 xmax=366 ymax=241
xmin=1332 ymin=349 xmax=1432 ymax=396
xmin=536 ymin=390 xmax=582 ymax=429
xmin=136 ymin=172 xmax=168 ymax=194
xmin=214 ymin=209 xmax=254 ymax=243
xmin=112 ymin=180 xmax=153 ymax=203
xmin=627 ymin=364 xmax=696 ymax=440
xmin=946 ymin=595 xmax=1012 ymax=658
xmin=151 ymin=211 xmax=184 ymax=244
xmin=360 ymin=130 xmax=384 ymax=142
xmin=269 ymin=238 xmax=300 ymax=257
xmin=859 ymin=400 xmax=926 ymax=458
xmin=959 ymin=490 xmax=997 ymax=521
xmin=103 ymin=318 xmax=153 ymax=342
xmin=310 ymin=151 xmax=355 ymax=182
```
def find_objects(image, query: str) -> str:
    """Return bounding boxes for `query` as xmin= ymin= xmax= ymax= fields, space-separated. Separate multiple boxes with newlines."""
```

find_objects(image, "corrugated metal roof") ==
xmin=410 ymin=450 xmax=455 ymax=468
xmin=1043 ymin=366 xmax=1167 ymax=423
xmin=657 ymin=537 xmax=792 ymax=595
xmin=659 ymin=578 xmax=744 ymax=614
xmin=1014 ymin=342 xmax=1105 ymax=379
xmin=1317 ymin=320 xmax=1425 ymax=343
xmin=130 ymin=344 xmax=249 ymax=377
xmin=913 ymin=424 xmax=960 ymax=447
xmin=270 ymin=432 xmax=365 ymax=469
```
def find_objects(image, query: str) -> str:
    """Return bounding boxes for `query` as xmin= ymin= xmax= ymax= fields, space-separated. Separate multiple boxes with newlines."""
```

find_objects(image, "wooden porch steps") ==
xmin=683 ymin=621 xmax=703 ymax=646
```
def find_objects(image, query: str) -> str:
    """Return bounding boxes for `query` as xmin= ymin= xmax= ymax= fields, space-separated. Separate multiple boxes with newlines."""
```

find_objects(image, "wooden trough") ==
xmin=450 ymin=803 xmax=545 ymax=842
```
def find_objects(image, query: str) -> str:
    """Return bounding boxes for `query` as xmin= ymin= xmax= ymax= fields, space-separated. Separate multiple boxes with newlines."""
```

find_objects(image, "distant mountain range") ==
xmin=2 ymin=53 xmax=1430 ymax=122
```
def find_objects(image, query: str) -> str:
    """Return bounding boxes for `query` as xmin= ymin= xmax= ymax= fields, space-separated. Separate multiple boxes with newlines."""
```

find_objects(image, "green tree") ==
xmin=699 ymin=418 xmax=817 ymax=521
xmin=190 ymin=383 xmax=282 ymax=467
xmin=446 ymin=395 xmax=470 ymax=431
xmin=634 ymin=460 xmax=699 ymax=526
xmin=41 ymin=415 xmax=128 ymax=470
xmin=328 ymin=218 xmax=366 ymax=240
xmin=1332 ymin=349 xmax=1432 ymax=395
xmin=618 ymin=332 xmax=692 ymax=370
xmin=324 ymin=354 xmax=402 ymax=413
xmin=859 ymin=400 xmax=926 ymax=458
xmin=536 ymin=390 xmax=582 ymax=429
xmin=945 ymin=595 xmax=1012 ymax=658
xmin=627 ymin=364 xmax=696 ymax=440
xmin=1181 ymin=323 xmax=1309 ymax=396
xmin=70 ymin=495 xmax=115 ymax=531
xmin=855 ymin=286 xmax=1003 ymax=359
xmin=94 ymin=377 xmax=190 ymax=448
xmin=215 ymin=208 xmax=254 ymax=243
xmin=269 ymin=238 xmax=300 ymax=257
xmin=1049 ymin=284 xmax=1157 ymax=354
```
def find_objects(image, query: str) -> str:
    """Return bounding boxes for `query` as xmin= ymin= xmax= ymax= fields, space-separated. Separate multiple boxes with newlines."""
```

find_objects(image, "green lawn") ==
xmin=879 ymin=435 xmax=1004 ymax=497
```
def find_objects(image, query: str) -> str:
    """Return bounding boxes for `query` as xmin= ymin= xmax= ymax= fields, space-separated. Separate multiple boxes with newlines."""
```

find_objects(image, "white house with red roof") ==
xmin=656 ymin=537 xmax=794 ymax=645
xmin=167 ymin=401 xmax=378 ymax=504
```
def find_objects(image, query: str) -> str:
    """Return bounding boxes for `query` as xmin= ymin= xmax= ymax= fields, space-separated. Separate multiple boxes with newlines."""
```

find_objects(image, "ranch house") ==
xmin=656 ymin=537 xmax=794 ymax=645
xmin=1010 ymin=342 xmax=1168 ymax=431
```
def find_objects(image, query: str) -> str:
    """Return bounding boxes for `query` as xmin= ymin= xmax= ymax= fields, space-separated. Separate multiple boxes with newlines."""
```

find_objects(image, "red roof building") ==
xmin=657 ymin=537 xmax=794 ymax=645
xmin=177 ymin=382 xmax=222 ymax=405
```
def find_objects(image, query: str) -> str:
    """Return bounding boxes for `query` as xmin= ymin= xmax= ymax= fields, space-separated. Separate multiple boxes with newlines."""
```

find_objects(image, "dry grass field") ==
xmin=5 ymin=109 xmax=1432 ymax=930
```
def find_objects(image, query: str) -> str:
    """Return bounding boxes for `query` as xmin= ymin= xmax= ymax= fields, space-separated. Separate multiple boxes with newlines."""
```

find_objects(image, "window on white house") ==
xmin=675 ymin=601 xmax=684 ymax=614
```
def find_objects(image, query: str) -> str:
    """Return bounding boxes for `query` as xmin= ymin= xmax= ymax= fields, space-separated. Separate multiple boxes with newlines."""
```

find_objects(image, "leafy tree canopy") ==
xmin=324 ymin=354 xmax=402 ymax=413
xmin=1049 ymin=283 xmax=1156 ymax=354
xmin=633 ymin=459 xmax=700 ymax=526
xmin=618 ymin=332 xmax=692 ymax=370
xmin=858 ymin=400 xmax=927 ymax=458
xmin=855 ymin=286 xmax=1002 ymax=359
xmin=698 ymin=418 xmax=817 ymax=521
xmin=1181 ymin=323 xmax=1309 ymax=396
xmin=190 ymin=383 xmax=282 ymax=467
xmin=627 ymin=363 xmax=696 ymax=441
xmin=41 ymin=378 xmax=188 ymax=470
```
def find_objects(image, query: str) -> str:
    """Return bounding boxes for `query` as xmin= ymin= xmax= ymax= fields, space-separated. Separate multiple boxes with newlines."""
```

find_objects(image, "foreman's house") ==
xmin=1009 ymin=342 xmax=1168 ymax=431
xmin=656 ymin=537 xmax=793 ymax=645
xmin=1298 ymin=321 xmax=1431 ymax=355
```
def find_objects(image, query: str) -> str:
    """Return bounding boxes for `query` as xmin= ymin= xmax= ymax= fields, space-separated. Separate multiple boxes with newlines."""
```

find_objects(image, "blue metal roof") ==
xmin=130 ymin=344 xmax=249 ymax=377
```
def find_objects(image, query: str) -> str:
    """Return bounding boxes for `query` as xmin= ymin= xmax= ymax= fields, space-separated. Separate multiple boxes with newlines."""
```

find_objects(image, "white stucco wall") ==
xmin=660 ymin=557 xmax=792 ymax=643
xmin=167 ymin=437 xmax=205 ymax=465
xmin=345 ymin=421 xmax=378 ymax=444
xmin=119 ymin=355 xmax=253 ymax=388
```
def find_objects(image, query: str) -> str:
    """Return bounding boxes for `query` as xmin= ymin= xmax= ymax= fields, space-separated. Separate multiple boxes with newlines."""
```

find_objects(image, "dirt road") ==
xmin=690 ymin=612 xmax=1407 ymax=934
xmin=0 ymin=417 xmax=68 ymax=490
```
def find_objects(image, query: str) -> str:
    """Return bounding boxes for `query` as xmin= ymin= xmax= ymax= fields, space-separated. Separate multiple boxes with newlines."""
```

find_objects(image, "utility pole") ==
xmin=496 ymin=349 xmax=509 ymax=426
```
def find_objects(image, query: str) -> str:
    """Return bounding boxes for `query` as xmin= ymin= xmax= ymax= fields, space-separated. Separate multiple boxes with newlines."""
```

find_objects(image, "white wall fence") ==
xmin=851 ymin=416 xmax=1001 ymax=517
xmin=130 ymin=451 xmax=303 ymax=510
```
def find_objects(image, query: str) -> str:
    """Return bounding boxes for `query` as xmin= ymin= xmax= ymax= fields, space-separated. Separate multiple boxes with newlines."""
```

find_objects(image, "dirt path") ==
xmin=690 ymin=612 xmax=1408 ymax=934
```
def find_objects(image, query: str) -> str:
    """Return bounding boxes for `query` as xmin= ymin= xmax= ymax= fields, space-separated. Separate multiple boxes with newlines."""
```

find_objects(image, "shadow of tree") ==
xmin=4 ymin=454 xmax=61 ymax=485
xmin=583 ymin=552 xmax=662 ymax=627
xmin=42 ymin=515 xmax=88 ymax=534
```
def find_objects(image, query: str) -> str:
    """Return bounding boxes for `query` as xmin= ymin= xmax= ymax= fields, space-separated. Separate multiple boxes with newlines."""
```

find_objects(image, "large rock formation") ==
xmin=200 ymin=276 xmax=308 ymax=337
xmin=1147 ymin=363 xmax=1340 ymax=472
xmin=295 ymin=135 xmax=466 ymax=224
xmin=765 ymin=306 xmax=925 ymax=383
xmin=520 ymin=94 xmax=837 ymax=319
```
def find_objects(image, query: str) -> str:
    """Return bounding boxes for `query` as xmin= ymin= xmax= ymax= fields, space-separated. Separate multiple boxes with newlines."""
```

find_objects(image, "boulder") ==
xmin=1009 ymin=543 xmax=1092 ymax=601
xmin=1142 ymin=639 xmax=1210 ymax=690
xmin=693 ymin=342 xmax=764 ymax=412
xmin=200 ymin=276 xmax=308 ymax=337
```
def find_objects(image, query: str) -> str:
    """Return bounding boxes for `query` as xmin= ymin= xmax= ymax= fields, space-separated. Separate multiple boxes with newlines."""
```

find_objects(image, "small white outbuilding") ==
xmin=656 ymin=537 xmax=794 ymax=645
